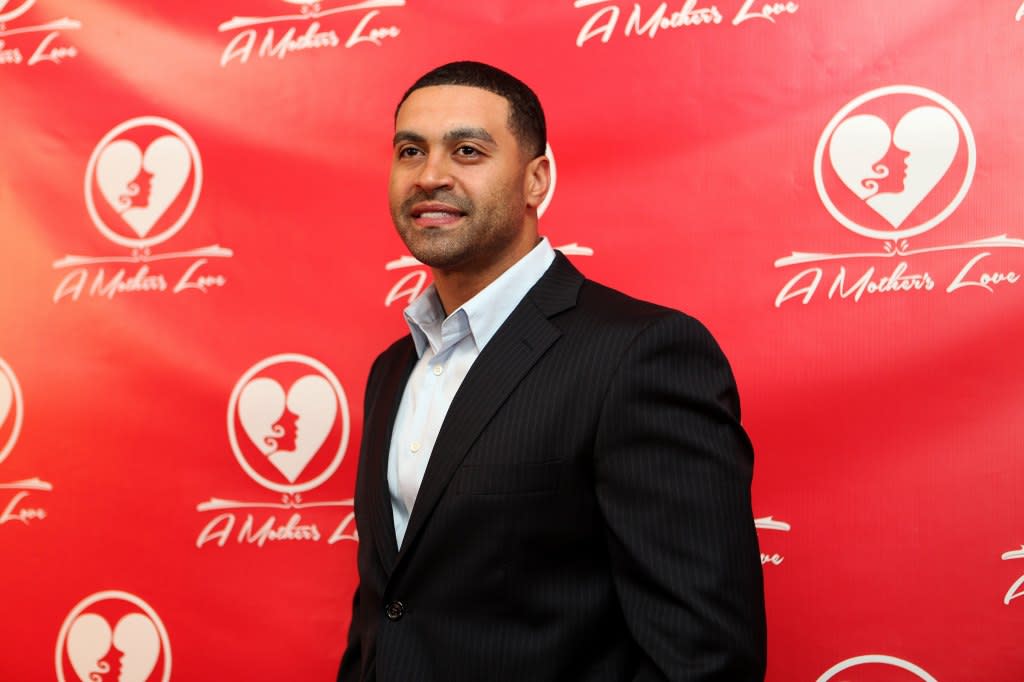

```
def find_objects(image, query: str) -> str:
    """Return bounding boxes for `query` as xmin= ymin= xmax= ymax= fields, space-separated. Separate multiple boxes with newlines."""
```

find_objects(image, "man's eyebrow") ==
xmin=392 ymin=127 xmax=497 ymax=147
xmin=443 ymin=127 xmax=495 ymax=145
xmin=393 ymin=130 xmax=426 ymax=147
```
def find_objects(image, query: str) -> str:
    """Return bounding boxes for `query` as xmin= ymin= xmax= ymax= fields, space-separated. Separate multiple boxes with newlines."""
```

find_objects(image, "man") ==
xmin=339 ymin=61 xmax=766 ymax=682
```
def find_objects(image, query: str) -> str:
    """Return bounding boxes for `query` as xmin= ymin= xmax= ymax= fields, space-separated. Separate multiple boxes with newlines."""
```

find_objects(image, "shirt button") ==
xmin=410 ymin=441 xmax=421 ymax=453
xmin=385 ymin=601 xmax=405 ymax=621
xmin=433 ymin=365 xmax=443 ymax=376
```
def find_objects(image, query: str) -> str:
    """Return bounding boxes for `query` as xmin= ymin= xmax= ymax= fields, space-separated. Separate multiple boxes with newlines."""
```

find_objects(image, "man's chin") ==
xmin=409 ymin=250 xmax=467 ymax=271
xmin=400 ymin=231 xmax=465 ymax=268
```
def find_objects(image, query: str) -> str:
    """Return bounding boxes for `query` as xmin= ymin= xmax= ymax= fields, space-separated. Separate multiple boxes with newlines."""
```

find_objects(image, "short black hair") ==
xmin=396 ymin=61 xmax=547 ymax=159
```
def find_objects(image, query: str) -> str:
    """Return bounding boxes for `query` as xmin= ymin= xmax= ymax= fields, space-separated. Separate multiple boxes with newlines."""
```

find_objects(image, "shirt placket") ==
xmin=396 ymin=314 xmax=469 ymax=516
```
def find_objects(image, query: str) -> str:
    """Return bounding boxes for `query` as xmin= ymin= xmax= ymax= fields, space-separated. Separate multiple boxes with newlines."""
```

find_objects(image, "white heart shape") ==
xmin=267 ymin=374 xmax=337 ymax=483
xmin=0 ymin=372 xmax=12 ymax=430
xmin=95 ymin=135 xmax=191 ymax=238
xmin=866 ymin=106 xmax=958 ymax=228
xmin=830 ymin=106 xmax=958 ymax=228
xmin=239 ymin=377 xmax=287 ymax=456
xmin=112 ymin=613 xmax=160 ymax=682
xmin=238 ymin=375 xmax=338 ymax=483
xmin=66 ymin=613 xmax=112 ymax=682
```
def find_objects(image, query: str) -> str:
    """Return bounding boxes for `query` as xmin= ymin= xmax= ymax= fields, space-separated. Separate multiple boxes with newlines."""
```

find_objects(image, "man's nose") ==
xmin=414 ymin=152 xmax=454 ymax=192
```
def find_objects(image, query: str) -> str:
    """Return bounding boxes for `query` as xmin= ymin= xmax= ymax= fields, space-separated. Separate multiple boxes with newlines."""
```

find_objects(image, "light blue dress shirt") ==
xmin=388 ymin=238 xmax=556 ymax=547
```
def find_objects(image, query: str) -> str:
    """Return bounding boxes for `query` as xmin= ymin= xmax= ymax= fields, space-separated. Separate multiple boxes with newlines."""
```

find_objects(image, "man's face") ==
xmin=389 ymin=85 xmax=534 ymax=273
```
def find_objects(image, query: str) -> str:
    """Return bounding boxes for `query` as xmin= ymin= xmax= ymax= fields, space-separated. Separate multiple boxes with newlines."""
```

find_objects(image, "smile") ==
xmin=416 ymin=211 xmax=462 ymax=219
xmin=410 ymin=202 xmax=466 ymax=226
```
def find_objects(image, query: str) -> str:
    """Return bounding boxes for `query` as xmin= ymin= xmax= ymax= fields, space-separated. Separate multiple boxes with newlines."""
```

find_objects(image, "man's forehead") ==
xmin=395 ymin=85 xmax=511 ymax=133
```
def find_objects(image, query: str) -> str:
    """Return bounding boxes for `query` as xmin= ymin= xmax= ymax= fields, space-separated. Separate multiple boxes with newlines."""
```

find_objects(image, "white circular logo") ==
xmin=0 ymin=356 xmax=24 ymax=467
xmin=814 ymin=85 xmax=975 ymax=241
xmin=0 ymin=0 xmax=36 ymax=24
xmin=538 ymin=142 xmax=557 ymax=219
xmin=817 ymin=654 xmax=939 ymax=682
xmin=84 ymin=117 xmax=203 ymax=249
xmin=55 ymin=590 xmax=171 ymax=682
xmin=227 ymin=354 xmax=350 ymax=494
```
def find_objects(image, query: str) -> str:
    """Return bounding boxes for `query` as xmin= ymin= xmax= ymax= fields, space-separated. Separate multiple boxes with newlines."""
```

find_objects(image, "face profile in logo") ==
xmin=55 ymin=591 xmax=171 ymax=682
xmin=829 ymin=115 xmax=909 ymax=198
xmin=228 ymin=354 xmax=350 ymax=494
xmin=817 ymin=654 xmax=938 ymax=682
xmin=815 ymin=85 xmax=975 ymax=241
xmin=0 ymin=356 xmax=24 ymax=467
xmin=0 ymin=0 xmax=36 ymax=24
xmin=85 ymin=117 xmax=202 ymax=249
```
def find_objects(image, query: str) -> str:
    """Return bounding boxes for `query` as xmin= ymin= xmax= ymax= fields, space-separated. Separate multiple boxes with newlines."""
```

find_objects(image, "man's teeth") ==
xmin=419 ymin=211 xmax=458 ymax=218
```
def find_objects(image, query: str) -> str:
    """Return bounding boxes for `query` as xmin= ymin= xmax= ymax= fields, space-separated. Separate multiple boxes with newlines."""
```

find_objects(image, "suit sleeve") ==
xmin=337 ymin=350 xmax=390 ymax=682
xmin=336 ymin=586 xmax=361 ymax=682
xmin=593 ymin=311 xmax=767 ymax=681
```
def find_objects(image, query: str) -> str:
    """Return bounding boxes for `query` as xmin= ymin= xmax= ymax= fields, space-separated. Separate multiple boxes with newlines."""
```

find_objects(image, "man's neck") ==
xmin=432 ymin=235 xmax=541 ymax=315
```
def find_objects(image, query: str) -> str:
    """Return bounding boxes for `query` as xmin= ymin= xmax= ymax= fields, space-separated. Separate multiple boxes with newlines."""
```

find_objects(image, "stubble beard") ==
xmin=391 ymin=186 xmax=525 ymax=272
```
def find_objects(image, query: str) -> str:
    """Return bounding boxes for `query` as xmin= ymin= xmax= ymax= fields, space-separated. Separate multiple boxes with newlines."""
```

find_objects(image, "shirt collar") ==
xmin=403 ymin=237 xmax=556 ymax=357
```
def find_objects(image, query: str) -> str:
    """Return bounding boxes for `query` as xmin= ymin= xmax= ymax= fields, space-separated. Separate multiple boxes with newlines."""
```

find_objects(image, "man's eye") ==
xmin=455 ymin=146 xmax=480 ymax=157
xmin=398 ymin=147 xmax=422 ymax=158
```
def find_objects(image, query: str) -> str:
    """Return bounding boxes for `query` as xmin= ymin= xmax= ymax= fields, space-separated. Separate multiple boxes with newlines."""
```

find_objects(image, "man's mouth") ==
xmin=411 ymin=203 xmax=466 ymax=226
xmin=417 ymin=211 xmax=461 ymax=219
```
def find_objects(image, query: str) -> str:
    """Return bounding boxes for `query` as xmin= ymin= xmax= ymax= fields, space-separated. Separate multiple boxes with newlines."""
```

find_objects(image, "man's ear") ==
xmin=524 ymin=155 xmax=551 ymax=211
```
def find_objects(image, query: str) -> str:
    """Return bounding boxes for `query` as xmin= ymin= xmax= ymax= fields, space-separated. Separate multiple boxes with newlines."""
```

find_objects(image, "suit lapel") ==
xmin=395 ymin=253 xmax=583 ymax=562
xmin=364 ymin=339 xmax=417 ymax=575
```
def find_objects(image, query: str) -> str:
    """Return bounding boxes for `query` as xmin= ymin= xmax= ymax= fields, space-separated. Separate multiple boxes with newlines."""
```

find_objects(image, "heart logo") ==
xmin=67 ymin=613 xmax=160 ymax=682
xmin=829 ymin=105 xmax=958 ymax=228
xmin=0 ymin=372 xmax=11 ymax=431
xmin=238 ymin=375 xmax=338 ymax=483
xmin=95 ymin=135 xmax=191 ymax=239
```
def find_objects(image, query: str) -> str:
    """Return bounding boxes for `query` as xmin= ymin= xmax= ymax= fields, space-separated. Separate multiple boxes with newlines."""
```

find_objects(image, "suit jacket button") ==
xmin=385 ymin=601 xmax=405 ymax=621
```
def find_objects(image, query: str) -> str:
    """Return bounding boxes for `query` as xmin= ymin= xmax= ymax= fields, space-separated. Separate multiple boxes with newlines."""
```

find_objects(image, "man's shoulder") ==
xmin=539 ymin=251 xmax=689 ymax=322
xmin=565 ymin=275 xmax=728 ymax=354
xmin=575 ymin=277 xmax=697 ymax=328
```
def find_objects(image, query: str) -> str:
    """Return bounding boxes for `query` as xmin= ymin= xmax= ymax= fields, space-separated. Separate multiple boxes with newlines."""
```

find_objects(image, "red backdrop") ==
xmin=2 ymin=1 xmax=1023 ymax=680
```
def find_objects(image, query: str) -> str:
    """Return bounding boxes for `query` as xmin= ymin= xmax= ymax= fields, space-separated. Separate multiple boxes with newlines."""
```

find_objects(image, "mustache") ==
xmin=401 ymin=190 xmax=472 ymax=215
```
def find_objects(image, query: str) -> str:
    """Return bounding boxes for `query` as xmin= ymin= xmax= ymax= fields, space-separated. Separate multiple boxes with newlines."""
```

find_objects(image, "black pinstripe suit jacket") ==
xmin=339 ymin=252 xmax=766 ymax=682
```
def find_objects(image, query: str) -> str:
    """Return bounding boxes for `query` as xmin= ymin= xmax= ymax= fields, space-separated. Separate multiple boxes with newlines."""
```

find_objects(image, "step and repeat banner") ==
xmin=2 ymin=1 xmax=1023 ymax=680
